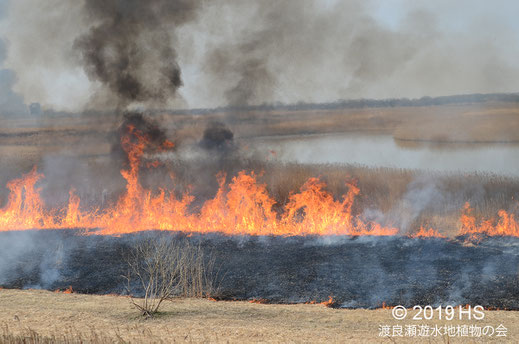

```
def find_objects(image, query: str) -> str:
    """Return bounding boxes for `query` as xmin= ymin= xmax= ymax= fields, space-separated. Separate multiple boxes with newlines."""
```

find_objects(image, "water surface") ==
xmin=249 ymin=134 xmax=519 ymax=176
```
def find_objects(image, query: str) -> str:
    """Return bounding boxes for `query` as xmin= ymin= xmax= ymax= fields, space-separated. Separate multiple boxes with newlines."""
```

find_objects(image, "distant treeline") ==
xmin=176 ymin=92 xmax=519 ymax=115
xmin=20 ymin=92 xmax=519 ymax=118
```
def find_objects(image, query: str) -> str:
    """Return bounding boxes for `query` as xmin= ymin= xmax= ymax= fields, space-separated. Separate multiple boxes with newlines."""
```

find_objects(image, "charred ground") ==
xmin=1 ymin=230 xmax=518 ymax=309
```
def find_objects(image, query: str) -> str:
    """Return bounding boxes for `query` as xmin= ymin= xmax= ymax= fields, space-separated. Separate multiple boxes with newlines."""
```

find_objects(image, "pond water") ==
xmin=249 ymin=134 xmax=519 ymax=176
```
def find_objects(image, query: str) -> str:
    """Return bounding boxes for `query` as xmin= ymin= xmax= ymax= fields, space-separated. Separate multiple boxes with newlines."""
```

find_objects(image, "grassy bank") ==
xmin=1 ymin=289 xmax=518 ymax=343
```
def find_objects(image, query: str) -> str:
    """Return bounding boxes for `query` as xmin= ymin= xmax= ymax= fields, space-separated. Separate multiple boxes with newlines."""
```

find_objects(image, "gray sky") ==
xmin=1 ymin=0 xmax=519 ymax=111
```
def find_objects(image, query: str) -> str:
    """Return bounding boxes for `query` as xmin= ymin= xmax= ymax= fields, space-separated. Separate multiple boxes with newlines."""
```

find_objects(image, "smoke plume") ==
xmin=74 ymin=0 xmax=201 ymax=108
xmin=0 ymin=38 xmax=27 ymax=116
xmin=2 ymin=0 xmax=519 ymax=110
xmin=200 ymin=121 xmax=234 ymax=151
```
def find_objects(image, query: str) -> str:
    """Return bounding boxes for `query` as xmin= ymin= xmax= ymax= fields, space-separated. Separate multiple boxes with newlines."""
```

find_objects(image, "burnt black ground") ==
xmin=0 ymin=230 xmax=518 ymax=309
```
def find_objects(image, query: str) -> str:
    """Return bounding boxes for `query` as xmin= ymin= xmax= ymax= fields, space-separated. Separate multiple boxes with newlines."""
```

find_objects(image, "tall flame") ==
xmin=459 ymin=202 xmax=519 ymax=237
xmin=0 ymin=167 xmax=57 ymax=230
xmin=0 ymin=127 xmax=517 ymax=238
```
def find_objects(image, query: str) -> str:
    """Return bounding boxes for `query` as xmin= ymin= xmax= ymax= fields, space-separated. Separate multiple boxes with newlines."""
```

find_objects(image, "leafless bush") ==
xmin=123 ymin=236 xmax=216 ymax=318
xmin=176 ymin=243 xmax=217 ymax=298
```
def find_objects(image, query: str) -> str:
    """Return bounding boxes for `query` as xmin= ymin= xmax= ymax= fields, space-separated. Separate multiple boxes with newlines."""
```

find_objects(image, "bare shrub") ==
xmin=176 ymin=243 xmax=217 ymax=298
xmin=123 ymin=236 xmax=215 ymax=318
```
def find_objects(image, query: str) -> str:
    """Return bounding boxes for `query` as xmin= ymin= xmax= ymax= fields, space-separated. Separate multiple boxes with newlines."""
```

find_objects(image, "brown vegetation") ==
xmin=1 ymin=289 xmax=518 ymax=343
xmin=3 ymin=102 xmax=519 ymax=154
xmin=393 ymin=103 xmax=519 ymax=143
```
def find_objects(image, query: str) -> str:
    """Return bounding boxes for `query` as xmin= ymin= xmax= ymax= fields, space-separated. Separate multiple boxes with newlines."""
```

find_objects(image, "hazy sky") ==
xmin=1 ymin=0 xmax=519 ymax=111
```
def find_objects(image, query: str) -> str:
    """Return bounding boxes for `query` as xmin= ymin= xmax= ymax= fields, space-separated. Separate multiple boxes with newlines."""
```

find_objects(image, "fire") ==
xmin=459 ymin=202 xmax=519 ymax=237
xmin=160 ymin=139 xmax=175 ymax=150
xmin=380 ymin=302 xmax=392 ymax=309
xmin=304 ymin=296 xmax=337 ymax=307
xmin=0 ymin=126 xmax=400 ymax=236
xmin=320 ymin=296 xmax=335 ymax=307
xmin=248 ymin=298 xmax=269 ymax=304
xmin=54 ymin=286 xmax=73 ymax=294
xmin=281 ymin=179 xmax=397 ymax=236
xmin=0 ymin=167 xmax=56 ymax=230
xmin=409 ymin=227 xmax=446 ymax=239
xmin=0 ymin=126 xmax=517 ymax=238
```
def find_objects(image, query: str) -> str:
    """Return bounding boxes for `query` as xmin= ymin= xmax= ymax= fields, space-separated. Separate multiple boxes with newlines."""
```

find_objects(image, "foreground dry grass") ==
xmin=0 ymin=289 xmax=517 ymax=343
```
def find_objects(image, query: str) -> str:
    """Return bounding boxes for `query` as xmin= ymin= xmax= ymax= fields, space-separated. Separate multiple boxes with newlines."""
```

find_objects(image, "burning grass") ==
xmin=0 ymin=122 xmax=518 ymax=238
xmin=1 ymin=122 xmax=399 ymax=236
xmin=1 ymin=289 xmax=518 ymax=343
xmin=1 ymin=155 xmax=518 ymax=238
xmin=0 ymin=105 xmax=519 ymax=239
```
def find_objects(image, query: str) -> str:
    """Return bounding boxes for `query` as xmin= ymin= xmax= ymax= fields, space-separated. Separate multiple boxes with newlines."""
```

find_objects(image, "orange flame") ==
xmin=306 ymin=297 xmax=336 ymax=306
xmin=54 ymin=286 xmax=73 ymax=294
xmin=1 ymin=127 xmax=516 ymax=239
xmin=459 ymin=202 xmax=519 ymax=237
xmin=320 ymin=296 xmax=335 ymax=307
xmin=160 ymin=139 xmax=175 ymax=150
xmin=248 ymin=298 xmax=269 ymax=304
xmin=379 ymin=301 xmax=394 ymax=309
xmin=0 ymin=167 xmax=56 ymax=230
xmin=281 ymin=179 xmax=397 ymax=236
xmin=0 ymin=127 xmax=400 ymax=236
xmin=409 ymin=227 xmax=446 ymax=239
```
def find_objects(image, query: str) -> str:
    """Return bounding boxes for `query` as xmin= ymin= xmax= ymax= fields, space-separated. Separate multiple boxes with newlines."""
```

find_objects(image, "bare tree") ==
xmin=123 ymin=236 xmax=215 ymax=318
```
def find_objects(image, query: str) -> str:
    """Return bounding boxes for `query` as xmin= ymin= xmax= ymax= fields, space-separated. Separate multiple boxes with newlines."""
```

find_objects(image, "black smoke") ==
xmin=71 ymin=1 xmax=202 ymax=183
xmin=200 ymin=121 xmax=234 ymax=151
xmin=74 ymin=0 xmax=201 ymax=107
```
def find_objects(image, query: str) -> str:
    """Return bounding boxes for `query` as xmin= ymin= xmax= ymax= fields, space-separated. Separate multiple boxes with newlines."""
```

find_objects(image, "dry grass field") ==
xmin=0 ymin=289 xmax=517 ymax=343
xmin=2 ymin=101 xmax=519 ymax=150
